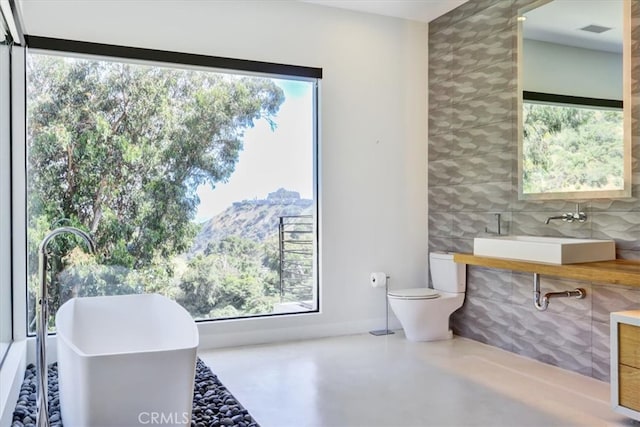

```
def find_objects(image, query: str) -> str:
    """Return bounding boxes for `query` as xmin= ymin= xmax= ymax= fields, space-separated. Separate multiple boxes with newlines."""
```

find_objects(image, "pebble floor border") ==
xmin=12 ymin=358 xmax=260 ymax=427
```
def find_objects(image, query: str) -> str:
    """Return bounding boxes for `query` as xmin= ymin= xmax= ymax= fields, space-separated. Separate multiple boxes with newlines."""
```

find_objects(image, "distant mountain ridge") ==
xmin=189 ymin=188 xmax=313 ymax=255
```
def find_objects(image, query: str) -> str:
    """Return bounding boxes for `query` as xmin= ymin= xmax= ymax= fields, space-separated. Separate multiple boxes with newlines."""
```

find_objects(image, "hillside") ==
xmin=189 ymin=188 xmax=313 ymax=255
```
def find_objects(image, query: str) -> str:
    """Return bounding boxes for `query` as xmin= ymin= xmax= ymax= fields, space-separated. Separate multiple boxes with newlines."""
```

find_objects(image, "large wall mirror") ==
xmin=517 ymin=0 xmax=632 ymax=200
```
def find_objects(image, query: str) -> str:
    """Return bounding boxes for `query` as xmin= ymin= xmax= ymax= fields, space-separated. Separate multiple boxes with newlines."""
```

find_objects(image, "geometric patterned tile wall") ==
xmin=428 ymin=0 xmax=640 ymax=381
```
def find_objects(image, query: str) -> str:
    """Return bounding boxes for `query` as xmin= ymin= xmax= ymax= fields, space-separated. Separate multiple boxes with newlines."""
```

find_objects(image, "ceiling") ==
xmin=300 ymin=0 xmax=468 ymax=23
xmin=302 ymin=0 xmax=623 ymax=54
xmin=523 ymin=0 xmax=623 ymax=53
xmin=17 ymin=0 xmax=622 ymax=53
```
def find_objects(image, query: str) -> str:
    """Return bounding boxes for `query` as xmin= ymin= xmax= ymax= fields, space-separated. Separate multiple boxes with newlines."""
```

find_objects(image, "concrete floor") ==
xmin=199 ymin=333 xmax=635 ymax=427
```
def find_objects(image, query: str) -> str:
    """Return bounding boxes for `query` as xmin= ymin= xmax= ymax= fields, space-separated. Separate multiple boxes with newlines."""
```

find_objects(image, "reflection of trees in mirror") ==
xmin=523 ymin=102 xmax=623 ymax=194
xmin=26 ymin=53 xmax=317 ymax=332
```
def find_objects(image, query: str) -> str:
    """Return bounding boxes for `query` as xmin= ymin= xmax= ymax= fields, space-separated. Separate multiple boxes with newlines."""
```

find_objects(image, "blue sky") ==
xmin=194 ymin=79 xmax=314 ymax=222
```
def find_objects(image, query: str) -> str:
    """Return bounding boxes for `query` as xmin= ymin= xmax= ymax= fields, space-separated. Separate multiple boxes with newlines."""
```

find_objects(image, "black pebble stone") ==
xmin=12 ymin=359 xmax=260 ymax=427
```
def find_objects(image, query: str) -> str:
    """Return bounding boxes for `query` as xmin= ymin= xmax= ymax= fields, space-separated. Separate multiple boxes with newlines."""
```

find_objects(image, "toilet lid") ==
xmin=388 ymin=288 xmax=440 ymax=299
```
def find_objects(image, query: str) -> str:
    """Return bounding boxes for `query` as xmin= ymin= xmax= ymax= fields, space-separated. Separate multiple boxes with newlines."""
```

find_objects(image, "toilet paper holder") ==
xmin=369 ymin=273 xmax=394 ymax=336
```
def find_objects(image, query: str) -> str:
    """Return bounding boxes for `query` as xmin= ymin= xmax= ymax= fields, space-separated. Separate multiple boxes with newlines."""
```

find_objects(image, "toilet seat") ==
xmin=387 ymin=288 xmax=440 ymax=300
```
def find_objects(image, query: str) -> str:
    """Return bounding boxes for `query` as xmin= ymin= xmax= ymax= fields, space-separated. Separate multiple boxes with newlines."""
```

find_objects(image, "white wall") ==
xmin=523 ymin=39 xmax=622 ymax=99
xmin=18 ymin=1 xmax=428 ymax=348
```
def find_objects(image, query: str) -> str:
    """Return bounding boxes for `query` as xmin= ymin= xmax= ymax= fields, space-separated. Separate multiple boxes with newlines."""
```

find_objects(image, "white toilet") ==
xmin=388 ymin=251 xmax=466 ymax=341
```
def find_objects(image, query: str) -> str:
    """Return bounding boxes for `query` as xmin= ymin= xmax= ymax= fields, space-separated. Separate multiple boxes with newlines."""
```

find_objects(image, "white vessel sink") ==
xmin=473 ymin=235 xmax=616 ymax=265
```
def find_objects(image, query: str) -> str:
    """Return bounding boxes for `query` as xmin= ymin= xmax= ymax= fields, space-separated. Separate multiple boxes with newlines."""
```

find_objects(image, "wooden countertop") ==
xmin=453 ymin=253 xmax=640 ymax=288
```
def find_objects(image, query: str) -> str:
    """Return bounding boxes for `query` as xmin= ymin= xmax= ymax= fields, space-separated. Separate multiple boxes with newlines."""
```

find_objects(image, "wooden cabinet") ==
xmin=611 ymin=311 xmax=640 ymax=421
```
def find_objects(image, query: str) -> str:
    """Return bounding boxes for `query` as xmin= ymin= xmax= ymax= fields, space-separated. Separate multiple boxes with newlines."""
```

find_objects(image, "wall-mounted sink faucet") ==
xmin=36 ymin=226 xmax=95 ymax=427
xmin=544 ymin=203 xmax=587 ymax=225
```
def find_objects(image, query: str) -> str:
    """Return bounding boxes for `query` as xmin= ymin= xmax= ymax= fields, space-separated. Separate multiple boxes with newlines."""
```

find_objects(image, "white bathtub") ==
xmin=56 ymin=294 xmax=199 ymax=427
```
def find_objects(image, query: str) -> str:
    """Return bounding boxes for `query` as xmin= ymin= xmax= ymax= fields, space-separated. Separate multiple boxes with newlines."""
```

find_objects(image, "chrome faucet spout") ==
xmin=544 ymin=204 xmax=587 ymax=225
xmin=36 ymin=226 xmax=95 ymax=427
xmin=544 ymin=215 xmax=566 ymax=225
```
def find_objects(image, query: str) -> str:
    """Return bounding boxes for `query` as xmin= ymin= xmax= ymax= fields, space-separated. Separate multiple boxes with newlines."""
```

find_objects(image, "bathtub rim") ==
xmin=55 ymin=293 xmax=199 ymax=358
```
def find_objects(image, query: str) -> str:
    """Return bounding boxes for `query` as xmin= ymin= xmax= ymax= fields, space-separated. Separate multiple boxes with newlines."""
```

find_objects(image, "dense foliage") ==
xmin=26 ymin=54 xmax=288 ymax=330
xmin=178 ymin=236 xmax=281 ymax=318
xmin=522 ymin=102 xmax=624 ymax=194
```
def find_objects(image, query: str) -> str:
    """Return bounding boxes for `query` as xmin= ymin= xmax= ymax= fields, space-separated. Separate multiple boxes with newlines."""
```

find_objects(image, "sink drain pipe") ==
xmin=533 ymin=273 xmax=585 ymax=311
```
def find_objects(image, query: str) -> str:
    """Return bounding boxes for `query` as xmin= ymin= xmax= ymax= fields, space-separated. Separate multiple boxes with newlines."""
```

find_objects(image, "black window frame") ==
xmin=22 ymin=35 xmax=322 ymax=329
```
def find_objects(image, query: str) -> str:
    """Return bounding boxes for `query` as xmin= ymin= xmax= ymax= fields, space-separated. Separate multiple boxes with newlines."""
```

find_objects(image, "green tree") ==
xmin=522 ymin=103 xmax=623 ymax=194
xmin=177 ymin=236 xmax=279 ymax=318
xmin=27 ymin=54 xmax=284 ymax=328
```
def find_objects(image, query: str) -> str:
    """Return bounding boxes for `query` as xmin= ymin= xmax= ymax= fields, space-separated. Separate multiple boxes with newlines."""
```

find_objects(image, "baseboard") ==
xmin=197 ymin=317 xmax=401 ymax=349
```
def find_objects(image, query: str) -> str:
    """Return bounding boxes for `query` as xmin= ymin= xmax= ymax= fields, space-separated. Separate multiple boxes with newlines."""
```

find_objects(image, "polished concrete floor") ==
xmin=199 ymin=333 xmax=634 ymax=427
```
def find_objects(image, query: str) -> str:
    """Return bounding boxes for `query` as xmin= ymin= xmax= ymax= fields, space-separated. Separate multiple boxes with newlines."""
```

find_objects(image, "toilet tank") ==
xmin=430 ymin=251 xmax=466 ymax=293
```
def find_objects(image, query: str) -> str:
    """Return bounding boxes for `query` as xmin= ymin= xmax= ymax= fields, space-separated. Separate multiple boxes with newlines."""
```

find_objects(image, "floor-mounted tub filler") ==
xmin=55 ymin=293 xmax=199 ymax=427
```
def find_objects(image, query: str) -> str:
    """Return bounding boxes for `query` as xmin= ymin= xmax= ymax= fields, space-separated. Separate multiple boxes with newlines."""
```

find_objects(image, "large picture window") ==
xmin=25 ymin=47 xmax=318 ymax=333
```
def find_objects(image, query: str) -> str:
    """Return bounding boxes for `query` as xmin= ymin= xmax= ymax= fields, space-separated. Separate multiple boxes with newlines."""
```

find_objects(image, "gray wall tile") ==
xmin=512 ymin=0 xmax=538 ymax=12
xmin=510 ymin=211 xmax=592 ymax=238
xmin=428 ymin=235 xmax=453 ymax=254
xmin=590 ymin=184 xmax=640 ymax=211
xmin=591 ymin=284 xmax=640 ymax=323
xmin=430 ymin=0 xmax=511 ymax=36
xmin=616 ymin=249 xmax=640 ymax=260
xmin=450 ymin=181 xmax=512 ymax=211
xmin=511 ymin=273 xmax=591 ymax=319
xmin=511 ymin=335 xmax=592 ymax=376
xmin=454 ymin=296 xmax=514 ymax=351
xmin=428 ymin=0 xmax=640 ymax=381
xmin=591 ymin=320 xmax=610 ymax=362
xmin=428 ymin=186 xmax=452 ymax=211
xmin=592 ymin=212 xmax=640 ymax=250
xmin=450 ymin=91 xmax=515 ymax=130
xmin=427 ymin=121 xmax=516 ymax=162
xmin=453 ymin=31 xmax=515 ymax=76
xmin=592 ymin=356 xmax=610 ymax=382
xmin=449 ymin=238 xmax=473 ymax=254
xmin=452 ymin=121 xmax=514 ymax=158
xmin=452 ymin=61 xmax=515 ymax=103
xmin=428 ymin=211 xmax=453 ymax=237
xmin=510 ymin=198 xmax=591 ymax=213
xmin=466 ymin=266 xmax=512 ymax=302
xmin=449 ymin=2 xmax=514 ymax=49
xmin=428 ymin=104 xmax=453 ymax=136
xmin=428 ymin=132 xmax=455 ymax=161
xmin=428 ymin=54 xmax=452 ymax=84
xmin=428 ymin=158 xmax=459 ymax=186
xmin=452 ymin=211 xmax=511 ymax=239
xmin=428 ymin=38 xmax=452 ymax=83
xmin=592 ymin=287 xmax=618 ymax=382
xmin=509 ymin=306 xmax=591 ymax=353
xmin=429 ymin=80 xmax=454 ymax=107
xmin=430 ymin=152 xmax=513 ymax=186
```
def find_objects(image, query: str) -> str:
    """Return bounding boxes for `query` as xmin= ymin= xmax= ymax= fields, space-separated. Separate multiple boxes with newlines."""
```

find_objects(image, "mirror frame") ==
xmin=517 ymin=0 xmax=632 ymax=200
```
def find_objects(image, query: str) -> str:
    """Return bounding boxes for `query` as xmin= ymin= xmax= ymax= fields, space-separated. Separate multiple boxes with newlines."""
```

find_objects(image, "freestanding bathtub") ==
xmin=56 ymin=294 xmax=199 ymax=427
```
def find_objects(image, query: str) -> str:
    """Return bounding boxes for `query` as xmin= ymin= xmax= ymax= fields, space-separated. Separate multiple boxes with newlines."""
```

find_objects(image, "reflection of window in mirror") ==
xmin=518 ymin=0 xmax=631 ymax=200
xmin=522 ymin=1 xmax=622 ymax=100
xmin=522 ymin=92 xmax=623 ymax=194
